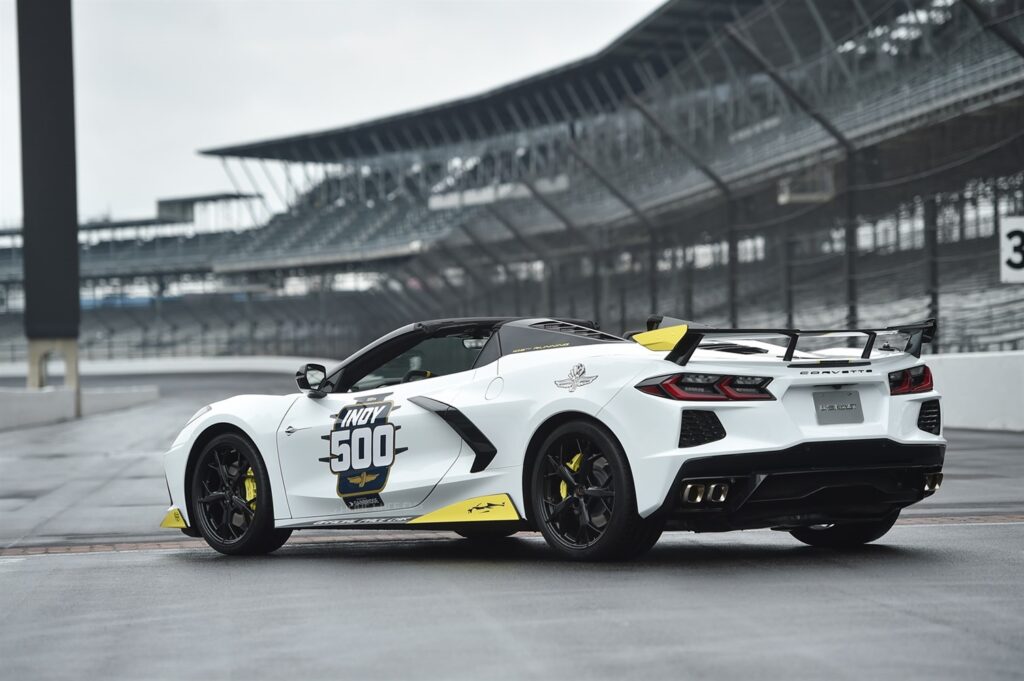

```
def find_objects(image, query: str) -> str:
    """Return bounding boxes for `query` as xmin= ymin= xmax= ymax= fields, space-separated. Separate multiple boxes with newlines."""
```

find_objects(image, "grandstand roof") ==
xmin=200 ymin=0 xmax=766 ymax=162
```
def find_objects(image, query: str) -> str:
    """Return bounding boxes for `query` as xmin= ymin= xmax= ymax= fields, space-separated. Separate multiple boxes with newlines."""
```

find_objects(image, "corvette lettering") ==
xmin=800 ymin=369 xmax=873 ymax=375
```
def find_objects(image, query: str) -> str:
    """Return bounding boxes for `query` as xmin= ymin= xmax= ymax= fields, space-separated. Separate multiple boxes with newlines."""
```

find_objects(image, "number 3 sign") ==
xmin=1001 ymin=216 xmax=1024 ymax=284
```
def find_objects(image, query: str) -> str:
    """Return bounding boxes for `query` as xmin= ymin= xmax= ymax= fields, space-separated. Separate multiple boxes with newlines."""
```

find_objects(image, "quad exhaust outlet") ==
xmin=682 ymin=482 xmax=729 ymax=505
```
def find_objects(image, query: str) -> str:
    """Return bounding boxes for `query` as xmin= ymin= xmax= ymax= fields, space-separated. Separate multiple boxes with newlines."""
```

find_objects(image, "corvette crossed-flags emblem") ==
xmin=554 ymin=363 xmax=597 ymax=392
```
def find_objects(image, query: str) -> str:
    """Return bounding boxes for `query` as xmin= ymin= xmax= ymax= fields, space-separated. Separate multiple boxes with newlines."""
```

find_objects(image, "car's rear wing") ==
xmin=639 ymin=316 xmax=937 ymax=367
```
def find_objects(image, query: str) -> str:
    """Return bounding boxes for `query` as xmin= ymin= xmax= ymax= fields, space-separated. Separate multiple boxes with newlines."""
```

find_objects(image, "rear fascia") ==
xmin=599 ymin=353 xmax=944 ymax=517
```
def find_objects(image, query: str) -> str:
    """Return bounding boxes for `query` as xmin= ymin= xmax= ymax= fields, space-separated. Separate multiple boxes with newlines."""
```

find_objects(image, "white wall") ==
xmin=0 ymin=386 xmax=160 ymax=431
xmin=928 ymin=351 xmax=1024 ymax=432
xmin=0 ymin=353 xmax=1018 ymax=432
xmin=0 ymin=355 xmax=334 ymax=379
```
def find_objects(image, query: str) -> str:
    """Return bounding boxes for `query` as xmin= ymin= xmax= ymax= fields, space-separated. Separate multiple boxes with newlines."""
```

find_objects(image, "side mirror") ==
xmin=296 ymin=363 xmax=327 ymax=396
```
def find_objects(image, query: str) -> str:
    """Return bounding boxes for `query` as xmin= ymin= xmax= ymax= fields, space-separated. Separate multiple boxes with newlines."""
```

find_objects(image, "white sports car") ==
xmin=161 ymin=316 xmax=944 ymax=560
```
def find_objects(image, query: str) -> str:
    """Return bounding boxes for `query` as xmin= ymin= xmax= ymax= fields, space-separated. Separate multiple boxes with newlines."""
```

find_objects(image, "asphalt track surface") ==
xmin=1 ymin=374 xmax=1022 ymax=680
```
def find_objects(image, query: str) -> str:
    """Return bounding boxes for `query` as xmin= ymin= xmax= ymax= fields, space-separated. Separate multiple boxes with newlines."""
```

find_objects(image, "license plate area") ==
xmin=812 ymin=390 xmax=863 ymax=425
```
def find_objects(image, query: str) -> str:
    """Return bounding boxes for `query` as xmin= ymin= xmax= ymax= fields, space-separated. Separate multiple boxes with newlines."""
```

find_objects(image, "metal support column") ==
xmin=781 ymin=232 xmax=794 ymax=328
xmin=923 ymin=197 xmax=940 ymax=352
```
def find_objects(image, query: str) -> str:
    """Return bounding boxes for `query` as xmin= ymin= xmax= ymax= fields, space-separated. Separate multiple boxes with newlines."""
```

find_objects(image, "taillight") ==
xmin=889 ymin=365 xmax=933 ymax=395
xmin=636 ymin=373 xmax=774 ymax=401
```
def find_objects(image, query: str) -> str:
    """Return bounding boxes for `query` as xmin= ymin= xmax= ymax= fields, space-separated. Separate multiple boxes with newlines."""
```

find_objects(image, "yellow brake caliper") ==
xmin=243 ymin=467 xmax=257 ymax=511
xmin=559 ymin=453 xmax=583 ymax=499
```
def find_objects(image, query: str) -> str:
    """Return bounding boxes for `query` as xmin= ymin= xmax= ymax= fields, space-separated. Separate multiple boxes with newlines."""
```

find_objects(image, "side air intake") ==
xmin=679 ymin=410 xmax=726 ymax=448
xmin=918 ymin=400 xmax=941 ymax=435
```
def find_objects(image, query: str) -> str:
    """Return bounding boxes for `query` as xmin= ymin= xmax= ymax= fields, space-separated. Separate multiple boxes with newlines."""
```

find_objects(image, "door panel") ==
xmin=277 ymin=375 xmax=466 ymax=519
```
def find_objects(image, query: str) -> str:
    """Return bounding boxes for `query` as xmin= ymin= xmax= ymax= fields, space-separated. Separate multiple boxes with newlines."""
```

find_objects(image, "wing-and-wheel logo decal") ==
xmin=318 ymin=394 xmax=407 ymax=510
xmin=554 ymin=363 xmax=597 ymax=392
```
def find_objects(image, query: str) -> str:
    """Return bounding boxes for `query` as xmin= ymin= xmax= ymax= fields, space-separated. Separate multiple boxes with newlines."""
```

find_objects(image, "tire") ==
xmin=455 ymin=528 xmax=518 ymax=541
xmin=529 ymin=419 xmax=663 ymax=561
xmin=789 ymin=511 xmax=900 ymax=549
xmin=190 ymin=432 xmax=292 ymax=555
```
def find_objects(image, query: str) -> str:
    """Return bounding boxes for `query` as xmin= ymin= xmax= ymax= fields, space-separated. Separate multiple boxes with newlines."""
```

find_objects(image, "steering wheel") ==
xmin=402 ymin=369 xmax=433 ymax=383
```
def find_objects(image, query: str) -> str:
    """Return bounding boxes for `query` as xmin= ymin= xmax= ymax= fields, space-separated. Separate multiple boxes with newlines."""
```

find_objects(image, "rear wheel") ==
xmin=190 ymin=432 xmax=291 ymax=555
xmin=789 ymin=511 xmax=900 ymax=548
xmin=529 ymin=420 xmax=663 ymax=561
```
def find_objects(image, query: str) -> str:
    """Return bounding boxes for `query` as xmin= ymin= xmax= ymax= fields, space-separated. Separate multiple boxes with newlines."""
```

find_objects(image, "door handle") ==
xmin=284 ymin=425 xmax=299 ymax=436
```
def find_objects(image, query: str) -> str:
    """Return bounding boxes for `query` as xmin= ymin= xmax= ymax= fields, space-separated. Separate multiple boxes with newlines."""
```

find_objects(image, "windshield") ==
xmin=346 ymin=332 xmax=491 ymax=392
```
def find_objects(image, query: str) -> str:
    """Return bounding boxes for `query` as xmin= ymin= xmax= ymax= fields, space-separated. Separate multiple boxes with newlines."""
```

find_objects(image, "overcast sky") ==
xmin=0 ymin=0 xmax=663 ymax=226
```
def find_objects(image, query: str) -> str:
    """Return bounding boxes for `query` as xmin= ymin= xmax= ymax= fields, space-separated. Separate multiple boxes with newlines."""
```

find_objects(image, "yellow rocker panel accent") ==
xmin=160 ymin=506 xmax=188 ymax=529
xmin=409 ymin=494 xmax=520 ymax=524
xmin=633 ymin=324 xmax=688 ymax=351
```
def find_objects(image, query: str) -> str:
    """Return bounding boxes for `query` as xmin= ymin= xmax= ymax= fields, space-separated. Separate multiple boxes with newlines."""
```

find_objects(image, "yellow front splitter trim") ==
xmin=160 ymin=506 xmax=188 ymax=529
xmin=409 ymin=494 xmax=520 ymax=524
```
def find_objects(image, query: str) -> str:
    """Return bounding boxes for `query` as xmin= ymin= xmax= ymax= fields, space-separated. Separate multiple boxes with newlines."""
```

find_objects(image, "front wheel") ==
xmin=190 ymin=432 xmax=292 ymax=555
xmin=529 ymin=420 xmax=663 ymax=561
xmin=789 ymin=511 xmax=900 ymax=548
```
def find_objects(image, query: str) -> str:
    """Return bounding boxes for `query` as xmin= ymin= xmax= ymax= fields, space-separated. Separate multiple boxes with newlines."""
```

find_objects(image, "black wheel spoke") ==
xmin=548 ymin=455 xmax=576 ymax=487
xmin=231 ymin=495 xmax=255 ymax=517
xmin=583 ymin=487 xmax=613 ymax=498
xmin=577 ymin=497 xmax=592 ymax=529
xmin=200 ymin=491 xmax=226 ymax=504
xmin=579 ymin=453 xmax=595 ymax=481
xmin=544 ymin=497 xmax=573 ymax=524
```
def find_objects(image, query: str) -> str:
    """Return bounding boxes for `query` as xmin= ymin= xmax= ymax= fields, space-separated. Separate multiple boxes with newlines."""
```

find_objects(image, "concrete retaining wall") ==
xmin=0 ymin=385 xmax=160 ymax=431
xmin=0 ymin=355 xmax=334 ymax=379
xmin=0 ymin=387 xmax=77 ymax=430
xmin=0 ymin=353 xmax=1018 ymax=431
xmin=928 ymin=351 xmax=1024 ymax=432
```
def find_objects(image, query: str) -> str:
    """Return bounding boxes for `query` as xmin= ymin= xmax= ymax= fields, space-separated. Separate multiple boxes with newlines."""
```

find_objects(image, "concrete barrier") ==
xmin=928 ymin=351 xmax=1023 ymax=432
xmin=81 ymin=385 xmax=160 ymax=417
xmin=0 ymin=385 xmax=160 ymax=431
xmin=0 ymin=355 xmax=335 ymax=379
xmin=0 ymin=387 xmax=77 ymax=430
xmin=0 ymin=352 xmax=1017 ymax=431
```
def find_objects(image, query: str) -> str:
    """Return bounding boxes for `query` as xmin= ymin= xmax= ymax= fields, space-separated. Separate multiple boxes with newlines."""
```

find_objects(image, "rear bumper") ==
xmin=661 ymin=439 xmax=945 ymax=531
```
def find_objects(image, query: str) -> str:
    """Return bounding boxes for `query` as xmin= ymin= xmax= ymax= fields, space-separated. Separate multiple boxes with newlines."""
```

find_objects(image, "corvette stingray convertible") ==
xmin=161 ymin=316 xmax=944 ymax=560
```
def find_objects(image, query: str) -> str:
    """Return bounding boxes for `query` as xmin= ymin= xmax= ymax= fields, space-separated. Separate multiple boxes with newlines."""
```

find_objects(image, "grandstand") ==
xmin=1 ymin=0 xmax=1022 ymax=360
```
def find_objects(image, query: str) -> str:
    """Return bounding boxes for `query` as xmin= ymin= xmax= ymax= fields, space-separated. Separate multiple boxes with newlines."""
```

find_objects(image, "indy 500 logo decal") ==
xmin=318 ymin=395 xmax=406 ymax=510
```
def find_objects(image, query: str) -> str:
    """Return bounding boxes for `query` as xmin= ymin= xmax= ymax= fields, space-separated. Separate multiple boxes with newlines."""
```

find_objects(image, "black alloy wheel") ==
xmin=530 ymin=420 xmax=663 ymax=561
xmin=539 ymin=435 xmax=616 ymax=550
xmin=191 ymin=432 xmax=291 ymax=555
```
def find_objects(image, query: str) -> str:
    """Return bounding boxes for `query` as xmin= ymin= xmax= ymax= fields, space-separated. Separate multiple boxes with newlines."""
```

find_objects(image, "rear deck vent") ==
xmin=679 ymin=410 xmax=726 ymax=448
xmin=917 ymin=400 xmax=941 ymax=435
xmin=700 ymin=342 xmax=769 ymax=355
xmin=530 ymin=321 xmax=619 ymax=341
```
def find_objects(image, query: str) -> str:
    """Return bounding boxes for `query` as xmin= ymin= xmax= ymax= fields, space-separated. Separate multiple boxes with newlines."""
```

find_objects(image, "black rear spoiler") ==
xmin=646 ymin=316 xmax=937 ymax=366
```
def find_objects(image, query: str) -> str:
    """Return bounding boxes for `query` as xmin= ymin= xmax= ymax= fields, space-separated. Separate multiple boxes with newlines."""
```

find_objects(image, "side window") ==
xmin=350 ymin=334 xmax=489 ymax=391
